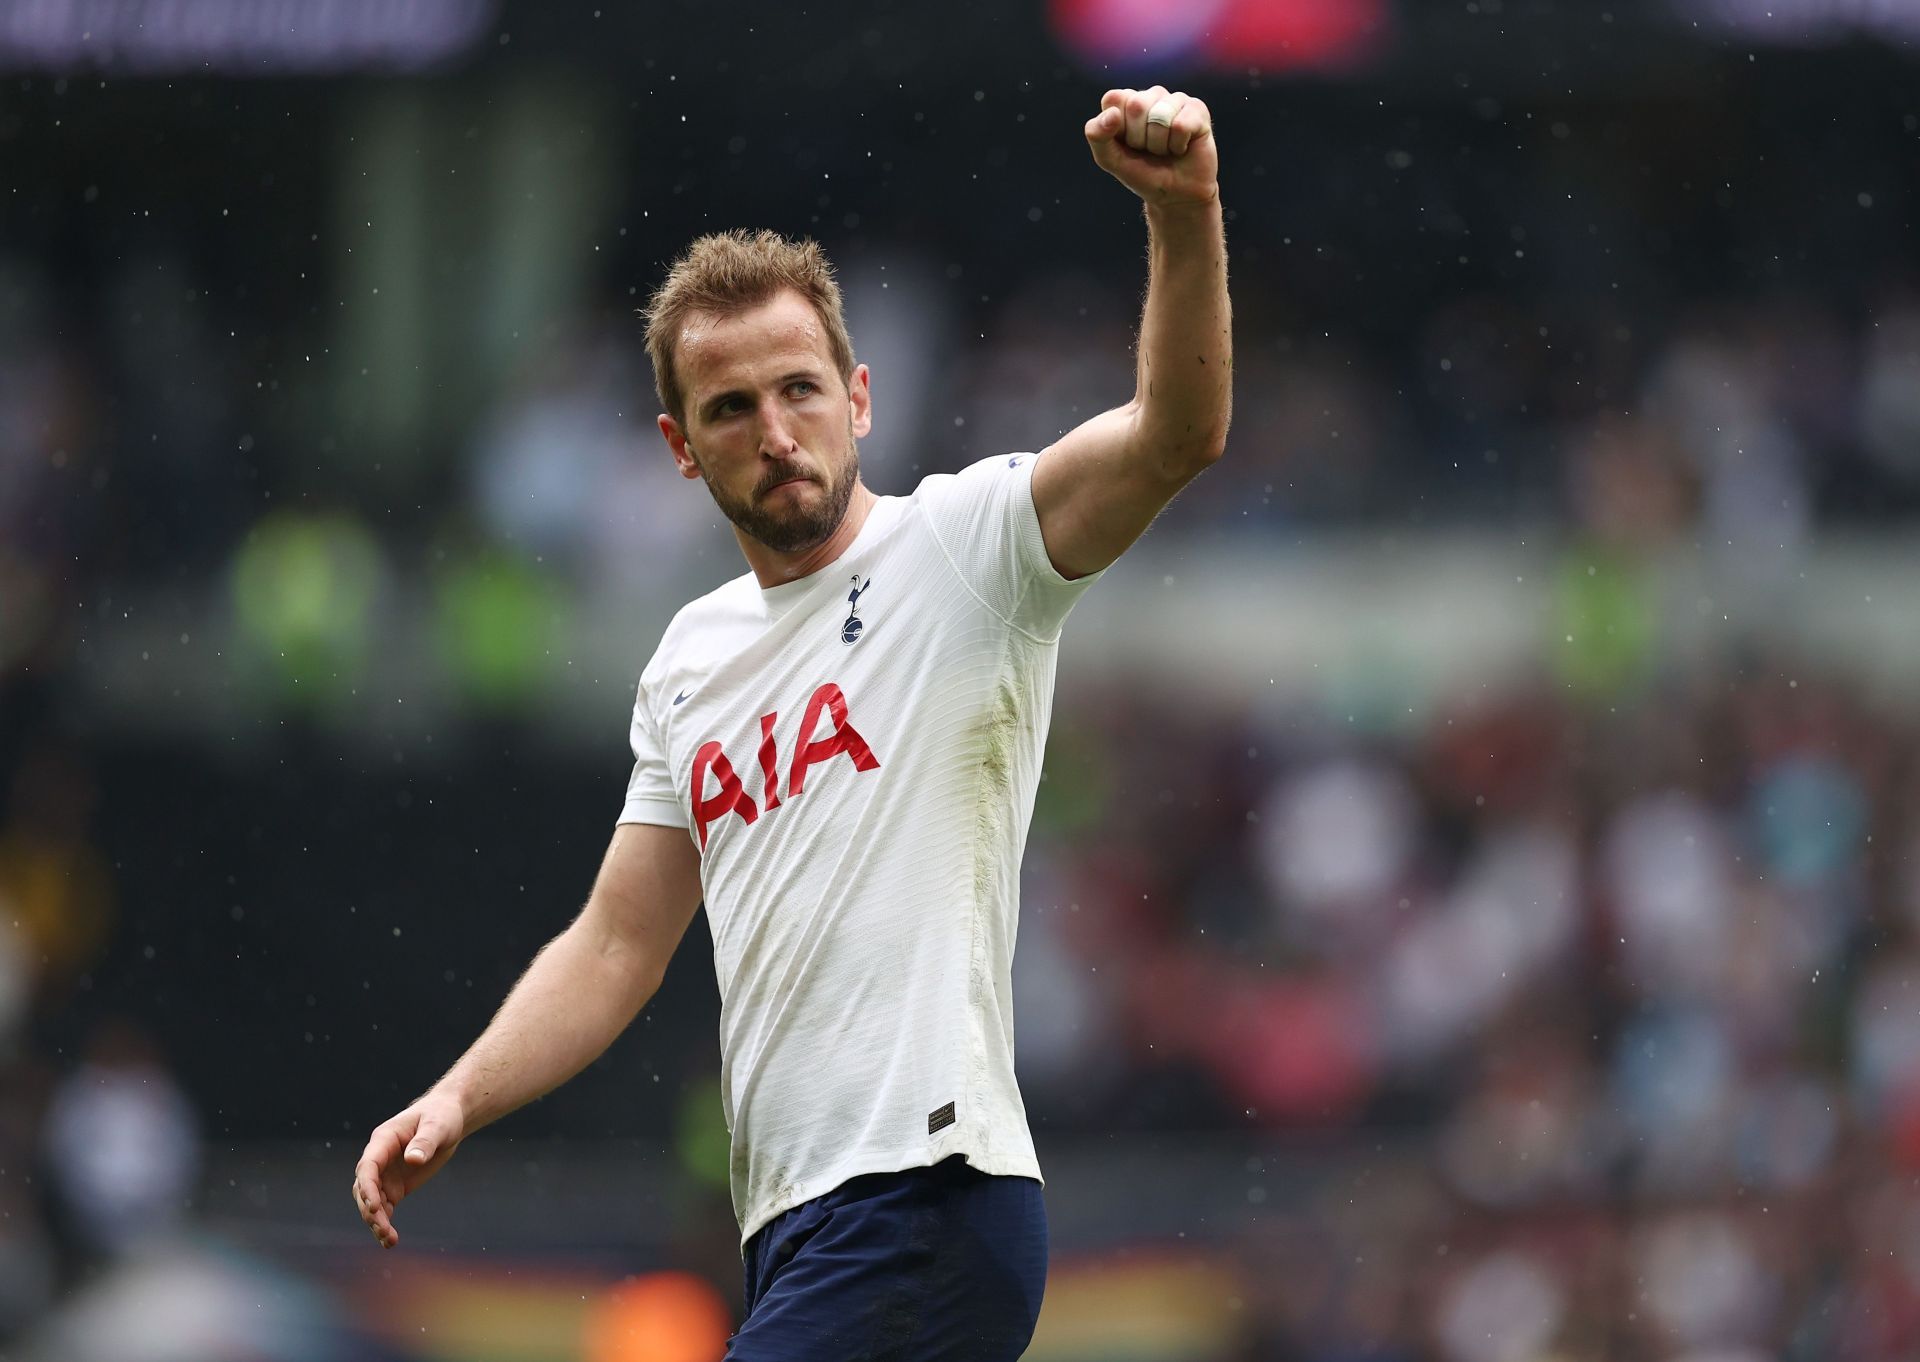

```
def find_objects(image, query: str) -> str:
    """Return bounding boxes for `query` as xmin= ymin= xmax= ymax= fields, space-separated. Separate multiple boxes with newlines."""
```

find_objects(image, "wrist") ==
xmin=1144 ymin=191 xmax=1222 ymax=230
xmin=426 ymin=1073 xmax=480 ymax=1127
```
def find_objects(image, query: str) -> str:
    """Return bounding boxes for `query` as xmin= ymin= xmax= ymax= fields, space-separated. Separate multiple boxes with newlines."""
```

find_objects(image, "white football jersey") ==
xmin=619 ymin=450 xmax=1102 ymax=1245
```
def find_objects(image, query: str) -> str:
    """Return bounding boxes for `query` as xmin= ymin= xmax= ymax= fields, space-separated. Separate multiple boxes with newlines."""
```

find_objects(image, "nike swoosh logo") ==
xmin=673 ymin=690 xmax=693 ymax=705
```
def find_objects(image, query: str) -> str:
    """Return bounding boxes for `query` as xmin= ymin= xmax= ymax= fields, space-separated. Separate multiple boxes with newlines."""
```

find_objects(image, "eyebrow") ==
xmin=700 ymin=369 xmax=824 ymax=418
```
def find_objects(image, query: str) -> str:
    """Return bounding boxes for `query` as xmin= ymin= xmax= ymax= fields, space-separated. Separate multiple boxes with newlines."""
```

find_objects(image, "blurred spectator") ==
xmin=954 ymin=273 xmax=1135 ymax=466
xmin=1433 ymin=1247 xmax=1566 ymax=1362
xmin=0 ymin=1055 xmax=57 ymax=1344
xmin=469 ymin=322 xmax=708 ymax=587
xmin=0 ymin=258 xmax=107 ymax=685
xmin=41 ymin=1019 xmax=201 ymax=1262
xmin=1860 ymin=294 xmax=1920 ymax=485
xmin=0 ymin=747 xmax=114 ymax=1018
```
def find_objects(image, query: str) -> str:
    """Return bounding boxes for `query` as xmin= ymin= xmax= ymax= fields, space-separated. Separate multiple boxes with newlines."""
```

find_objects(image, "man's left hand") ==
xmin=1084 ymin=86 xmax=1218 ymax=210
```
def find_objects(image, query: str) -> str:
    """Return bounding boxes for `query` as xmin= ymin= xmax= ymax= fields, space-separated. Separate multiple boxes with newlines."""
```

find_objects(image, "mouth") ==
xmin=761 ymin=476 xmax=815 ymax=499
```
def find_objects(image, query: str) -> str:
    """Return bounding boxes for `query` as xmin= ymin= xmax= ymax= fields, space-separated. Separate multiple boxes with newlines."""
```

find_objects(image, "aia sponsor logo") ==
xmin=689 ymin=682 xmax=881 ymax=849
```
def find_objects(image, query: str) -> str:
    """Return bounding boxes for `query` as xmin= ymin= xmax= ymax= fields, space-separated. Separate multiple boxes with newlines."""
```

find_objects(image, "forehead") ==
xmin=677 ymin=290 xmax=835 ymax=399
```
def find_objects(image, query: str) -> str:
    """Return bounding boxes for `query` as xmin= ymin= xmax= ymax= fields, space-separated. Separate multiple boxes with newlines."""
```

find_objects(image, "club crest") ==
xmin=842 ymin=575 xmax=871 ymax=645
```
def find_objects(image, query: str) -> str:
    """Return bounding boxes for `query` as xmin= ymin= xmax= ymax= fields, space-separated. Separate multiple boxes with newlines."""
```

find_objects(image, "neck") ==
xmin=737 ymin=481 xmax=879 ymax=589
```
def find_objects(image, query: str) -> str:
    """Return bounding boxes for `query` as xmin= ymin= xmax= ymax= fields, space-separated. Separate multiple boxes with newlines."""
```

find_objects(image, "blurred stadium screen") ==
xmin=1048 ymin=0 xmax=1391 ymax=73
xmin=0 ymin=0 xmax=498 ymax=73
xmin=1677 ymin=0 xmax=1920 ymax=42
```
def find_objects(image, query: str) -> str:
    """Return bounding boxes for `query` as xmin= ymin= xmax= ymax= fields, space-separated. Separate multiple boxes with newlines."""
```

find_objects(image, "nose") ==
xmin=756 ymin=397 xmax=800 ymax=459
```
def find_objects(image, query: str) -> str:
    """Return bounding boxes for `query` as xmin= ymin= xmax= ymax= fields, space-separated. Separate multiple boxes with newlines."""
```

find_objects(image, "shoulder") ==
xmin=640 ymin=571 xmax=758 ymax=689
xmin=665 ymin=571 xmax=760 ymax=640
xmin=910 ymin=453 xmax=1039 ymax=507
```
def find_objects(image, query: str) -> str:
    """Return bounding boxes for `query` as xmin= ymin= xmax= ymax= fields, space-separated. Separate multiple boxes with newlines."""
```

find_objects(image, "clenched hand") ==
xmin=1085 ymin=86 xmax=1218 ymax=210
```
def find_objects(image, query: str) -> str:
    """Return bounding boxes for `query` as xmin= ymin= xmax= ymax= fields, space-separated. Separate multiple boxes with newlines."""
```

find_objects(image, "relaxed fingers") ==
xmin=366 ymin=1195 xmax=396 ymax=1245
xmin=352 ymin=1179 xmax=388 ymax=1244
xmin=353 ymin=1166 xmax=377 ymax=1215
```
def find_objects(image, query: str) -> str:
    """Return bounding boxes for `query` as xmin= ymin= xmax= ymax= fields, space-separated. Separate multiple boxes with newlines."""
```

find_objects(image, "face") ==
xmin=658 ymin=289 xmax=872 ymax=555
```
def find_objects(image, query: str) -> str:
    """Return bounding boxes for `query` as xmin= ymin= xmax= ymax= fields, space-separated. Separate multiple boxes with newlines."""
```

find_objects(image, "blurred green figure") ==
xmin=431 ymin=544 xmax=568 ymax=712
xmin=230 ymin=509 xmax=383 ymax=710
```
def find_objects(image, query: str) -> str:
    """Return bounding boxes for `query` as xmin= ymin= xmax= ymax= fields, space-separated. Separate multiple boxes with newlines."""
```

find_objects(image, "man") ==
xmin=353 ymin=85 xmax=1229 ymax=1360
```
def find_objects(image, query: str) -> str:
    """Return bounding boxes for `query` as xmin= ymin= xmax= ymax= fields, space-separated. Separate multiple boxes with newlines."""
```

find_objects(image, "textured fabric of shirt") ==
xmin=619 ymin=450 xmax=1102 ymax=1245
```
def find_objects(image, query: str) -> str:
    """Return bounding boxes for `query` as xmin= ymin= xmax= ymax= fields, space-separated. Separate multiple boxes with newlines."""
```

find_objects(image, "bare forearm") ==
xmin=429 ymin=919 xmax=659 ymax=1132
xmin=1135 ymin=198 xmax=1232 ymax=468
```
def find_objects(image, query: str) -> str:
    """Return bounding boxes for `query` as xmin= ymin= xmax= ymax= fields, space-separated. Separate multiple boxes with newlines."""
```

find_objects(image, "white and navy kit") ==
xmin=619 ymin=451 xmax=1102 ymax=1247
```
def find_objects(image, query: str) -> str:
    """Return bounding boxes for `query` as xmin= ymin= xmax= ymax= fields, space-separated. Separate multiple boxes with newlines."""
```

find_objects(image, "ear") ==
xmin=847 ymin=363 xmax=872 ymax=439
xmin=658 ymin=413 xmax=704 ymax=481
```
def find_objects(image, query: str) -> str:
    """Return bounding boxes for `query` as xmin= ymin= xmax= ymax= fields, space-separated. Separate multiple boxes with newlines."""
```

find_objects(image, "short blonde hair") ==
xmin=642 ymin=229 xmax=856 ymax=428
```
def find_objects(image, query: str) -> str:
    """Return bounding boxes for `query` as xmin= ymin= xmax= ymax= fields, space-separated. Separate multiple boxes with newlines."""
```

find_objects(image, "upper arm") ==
xmin=1030 ymin=403 xmax=1219 ymax=580
xmin=575 ymin=822 xmax=703 ymax=992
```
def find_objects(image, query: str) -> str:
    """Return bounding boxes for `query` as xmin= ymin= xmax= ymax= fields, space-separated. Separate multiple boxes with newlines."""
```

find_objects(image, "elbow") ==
xmin=572 ymin=909 xmax=664 ymax=1000
xmin=611 ymin=938 xmax=667 ymax=1002
xmin=1157 ymin=434 xmax=1226 ymax=483
xmin=1154 ymin=437 xmax=1225 ymax=486
xmin=611 ymin=947 xmax=667 ymax=1012
xmin=1134 ymin=403 xmax=1228 ymax=478
xmin=627 ymin=963 xmax=668 ymax=1010
xmin=1205 ymin=399 xmax=1233 ymax=462
xmin=1177 ymin=397 xmax=1232 ymax=465
xmin=1178 ymin=422 xmax=1230 ymax=474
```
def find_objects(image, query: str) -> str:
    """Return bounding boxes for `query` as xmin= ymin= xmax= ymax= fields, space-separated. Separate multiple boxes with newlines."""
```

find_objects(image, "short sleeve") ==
xmin=914 ymin=451 xmax=1106 ymax=641
xmin=619 ymin=674 xmax=687 ymax=829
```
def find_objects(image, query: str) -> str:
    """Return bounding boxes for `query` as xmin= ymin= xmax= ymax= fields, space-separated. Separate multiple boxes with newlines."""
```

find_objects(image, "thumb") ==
xmin=1084 ymin=106 xmax=1122 ymax=145
xmin=404 ymin=1121 xmax=443 ymax=1164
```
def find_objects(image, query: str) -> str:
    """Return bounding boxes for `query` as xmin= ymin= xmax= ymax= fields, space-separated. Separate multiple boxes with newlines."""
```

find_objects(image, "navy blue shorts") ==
xmin=724 ymin=1155 xmax=1048 ymax=1361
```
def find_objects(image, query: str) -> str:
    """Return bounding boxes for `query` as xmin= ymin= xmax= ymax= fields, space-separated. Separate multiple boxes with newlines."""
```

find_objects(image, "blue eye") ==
xmin=790 ymin=381 xmax=816 ymax=396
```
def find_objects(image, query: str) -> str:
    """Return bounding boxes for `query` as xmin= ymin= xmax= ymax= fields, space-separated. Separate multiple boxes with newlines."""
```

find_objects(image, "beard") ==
xmin=690 ymin=421 xmax=859 ymax=554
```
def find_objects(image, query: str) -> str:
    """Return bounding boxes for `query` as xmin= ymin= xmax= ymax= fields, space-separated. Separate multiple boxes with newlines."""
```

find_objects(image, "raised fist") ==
xmin=1084 ymin=86 xmax=1218 ymax=209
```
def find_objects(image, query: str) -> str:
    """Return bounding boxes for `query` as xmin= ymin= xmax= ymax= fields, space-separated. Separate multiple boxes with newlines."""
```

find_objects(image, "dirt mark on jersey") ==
xmin=971 ymin=676 xmax=1019 ymax=909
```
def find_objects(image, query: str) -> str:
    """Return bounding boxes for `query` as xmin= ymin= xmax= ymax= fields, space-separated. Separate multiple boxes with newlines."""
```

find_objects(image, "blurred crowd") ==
xmin=0 ymin=733 xmax=217 ymax=1354
xmin=1014 ymin=661 xmax=1920 ymax=1362
xmin=17 ymin=632 xmax=1920 ymax=1359
xmin=7 ymin=244 xmax=1920 ymax=696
